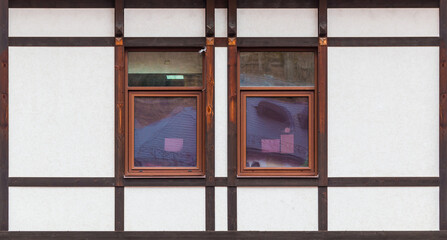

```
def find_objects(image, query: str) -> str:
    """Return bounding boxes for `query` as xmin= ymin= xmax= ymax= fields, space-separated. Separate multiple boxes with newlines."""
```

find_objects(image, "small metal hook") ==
xmin=199 ymin=46 xmax=207 ymax=54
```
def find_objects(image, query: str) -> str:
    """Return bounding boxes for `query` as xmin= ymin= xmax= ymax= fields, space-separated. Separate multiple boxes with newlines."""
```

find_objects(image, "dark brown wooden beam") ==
xmin=227 ymin=186 xmax=237 ymax=231
xmin=124 ymin=37 xmax=206 ymax=47
xmin=114 ymin=0 xmax=125 ymax=232
xmin=10 ymin=0 xmax=114 ymax=8
xmin=215 ymin=0 xmax=227 ymax=8
xmin=328 ymin=0 xmax=439 ymax=8
xmin=206 ymin=0 xmax=215 ymax=37
xmin=0 ymin=0 xmax=7 ymax=231
xmin=238 ymin=37 xmax=318 ymax=47
xmin=8 ymin=178 xmax=115 ymax=187
xmin=0 ymin=231 xmax=445 ymax=239
xmin=115 ymin=187 xmax=124 ymax=232
xmin=328 ymin=37 xmax=440 ymax=46
xmin=318 ymin=186 xmax=328 ymax=231
xmin=235 ymin=178 xmax=318 ymax=186
xmin=238 ymin=0 xmax=318 ymax=8
xmin=123 ymin=178 xmax=206 ymax=186
xmin=206 ymin=186 xmax=215 ymax=231
xmin=227 ymin=0 xmax=237 ymax=38
xmin=328 ymin=177 xmax=440 ymax=187
xmin=124 ymin=0 xmax=205 ymax=8
xmin=440 ymin=0 xmax=447 ymax=231
xmin=9 ymin=37 xmax=115 ymax=46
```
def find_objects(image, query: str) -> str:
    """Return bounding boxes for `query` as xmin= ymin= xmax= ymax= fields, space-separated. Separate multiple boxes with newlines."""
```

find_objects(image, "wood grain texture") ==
xmin=124 ymin=37 xmax=206 ymax=47
xmin=328 ymin=177 xmax=440 ymax=187
xmin=238 ymin=37 xmax=318 ymax=47
xmin=228 ymin=0 xmax=237 ymax=38
xmin=227 ymin=186 xmax=237 ymax=231
xmin=115 ymin=187 xmax=124 ymax=231
xmin=8 ymin=178 xmax=115 ymax=187
xmin=318 ymin=186 xmax=327 ymax=231
xmin=238 ymin=0 xmax=318 ymax=8
xmin=10 ymin=0 xmax=114 ymax=8
xmin=206 ymin=186 xmax=215 ymax=231
xmin=328 ymin=0 xmax=439 ymax=8
xmin=206 ymin=0 xmax=215 ymax=37
xmin=440 ymin=0 xmax=447 ymax=230
xmin=0 ymin=0 xmax=7 ymax=231
xmin=0 ymin=231 xmax=445 ymax=239
xmin=8 ymin=37 xmax=115 ymax=46
xmin=328 ymin=37 xmax=440 ymax=47
xmin=124 ymin=0 xmax=205 ymax=8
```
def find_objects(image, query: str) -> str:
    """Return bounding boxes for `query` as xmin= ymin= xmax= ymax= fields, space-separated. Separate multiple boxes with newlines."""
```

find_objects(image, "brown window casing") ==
xmin=125 ymin=48 xmax=206 ymax=177
xmin=237 ymin=48 xmax=318 ymax=177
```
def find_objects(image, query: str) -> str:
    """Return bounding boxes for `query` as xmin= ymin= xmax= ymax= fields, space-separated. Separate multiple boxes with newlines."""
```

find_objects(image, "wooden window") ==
xmin=238 ymin=49 xmax=317 ymax=177
xmin=125 ymin=49 xmax=205 ymax=176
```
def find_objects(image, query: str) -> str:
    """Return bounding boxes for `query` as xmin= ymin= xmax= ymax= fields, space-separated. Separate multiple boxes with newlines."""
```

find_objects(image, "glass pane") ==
xmin=134 ymin=97 xmax=197 ymax=167
xmin=240 ymin=52 xmax=315 ymax=87
xmin=128 ymin=52 xmax=203 ymax=87
xmin=245 ymin=97 xmax=309 ymax=168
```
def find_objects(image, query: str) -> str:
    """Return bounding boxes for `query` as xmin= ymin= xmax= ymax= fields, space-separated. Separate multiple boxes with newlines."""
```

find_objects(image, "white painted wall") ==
xmin=125 ymin=9 xmax=205 ymax=37
xmin=328 ymin=47 xmax=439 ymax=177
xmin=328 ymin=187 xmax=439 ymax=230
xmin=328 ymin=8 xmax=439 ymax=37
xmin=125 ymin=187 xmax=205 ymax=231
xmin=9 ymin=187 xmax=115 ymax=231
xmin=9 ymin=8 xmax=114 ymax=37
xmin=215 ymin=47 xmax=228 ymax=177
xmin=237 ymin=9 xmax=318 ymax=37
xmin=215 ymin=9 xmax=227 ymax=37
xmin=237 ymin=187 xmax=318 ymax=231
xmin=215 ymin=187 xmax=228 ymax=231
xmin=9 ymin=47 xmax=115 ymax=177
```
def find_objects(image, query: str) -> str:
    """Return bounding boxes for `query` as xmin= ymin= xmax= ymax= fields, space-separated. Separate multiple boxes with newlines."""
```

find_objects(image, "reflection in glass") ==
xmin=245 ymin=97 xmax=309 ymax=168
xmin=240 ymin=52 xmax=315 ymax=87
xmin=128 ymin=52 xmax=203 ymax=87
xmin=134 ymin=97 xmax=197 ymax=167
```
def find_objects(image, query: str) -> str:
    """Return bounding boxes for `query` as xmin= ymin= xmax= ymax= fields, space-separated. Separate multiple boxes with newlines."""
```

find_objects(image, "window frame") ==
xmin=125 ymin=48 xmax=206 ymax=177
xmin=237 ymin=48 xmax=318 ymax=177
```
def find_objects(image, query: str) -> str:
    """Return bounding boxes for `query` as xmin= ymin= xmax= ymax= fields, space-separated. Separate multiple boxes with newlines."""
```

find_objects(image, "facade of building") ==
xmin=0 ymin=0 xmax=446 ymax=239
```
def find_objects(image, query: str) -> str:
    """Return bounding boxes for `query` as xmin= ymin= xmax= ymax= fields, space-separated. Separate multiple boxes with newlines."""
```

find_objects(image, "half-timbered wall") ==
xmin=0 ymin=0 xmax=446 ymax=239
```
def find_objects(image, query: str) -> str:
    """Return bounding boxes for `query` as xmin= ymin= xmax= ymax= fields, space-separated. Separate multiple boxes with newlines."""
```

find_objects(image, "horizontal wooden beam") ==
xmin=9 ymin=0 xmax=114 ymax=8
xmin=328 ymin=177 xmax=440 ymax=187
xmin=238 ymin=37 xmax=318 ymax=47
xmin=0 ymin=231 xmax=445 ymax=239
xmin=125 ymin=0 xmax=205 ymax=8
xmin=329 ymin=37 xmax=440 ymax=46
xmin=238 ymin=0 xmax=318 ymax=8
xmin=123 ymin=178 xmax=206 ymax=186
xmin=9 ymin=37 xmax=115 ymax=46
xmin=8 ymin=178 xmax=115 ymax=187
xmin=124 ymin=37 xmax=206 ymax=47
xmin=328 ymin=0 xmax=439 ymax=8
xmin=7 ymin=177 xmax=440 ymax=187
xmin=9 ymin=0 xmax=439 ymax=8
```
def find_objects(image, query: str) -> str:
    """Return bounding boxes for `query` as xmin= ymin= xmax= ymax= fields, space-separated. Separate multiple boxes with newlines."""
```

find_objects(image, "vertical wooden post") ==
xmin=440 ymin=0 xmax=447 ymax=230
xmin=227 ymin=0 xmax=238 ymax=231
xmin=0 ymin=0 xmax=8 ymax=231
xmin=318 ymin=0 xmax=328 ymax=232
xmin=115 ymin=0 xmax=125 ymax=232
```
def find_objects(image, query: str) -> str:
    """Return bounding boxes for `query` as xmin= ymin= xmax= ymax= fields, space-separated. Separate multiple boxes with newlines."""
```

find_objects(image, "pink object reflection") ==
xmin=164 ymin=138 xmax=183 ymax=152
xmin=261 ymin=139 xmax=280 ymax=153
xmin=281 ymin=134 xmax=294 ymax=154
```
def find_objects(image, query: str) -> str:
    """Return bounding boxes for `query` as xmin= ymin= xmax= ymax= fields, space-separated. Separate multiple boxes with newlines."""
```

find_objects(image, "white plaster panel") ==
xmin=237 ymin=9 xmax=318 ymax=37
xmin=124 ymin=9 xmax=205 ymax=37
xmin=9 ymin=47 xmax=115 ymax=177
xmin=328 ymin=8 xmax=439 ymax=37
xmin=237 ymin=187 xmax=318 ymax=231
xmin=9 ymin=8 xmax=114 ymax=37
xmin=328 ymin=47 xmax=439 ymax=177
xmin=215 ymin=47 xmax=228 ymax=177
xmin=215 ymin=9 xmax=227 ymax=37
xmin=215 ymin=187 xmax=228 ymax=231
xmin=328 ymin=187 xmax=439 ymax=231
xmin=125 ymin=187 xmax=205 ymax=231
xmin=9 ymin=187 xmax=114 ymax=231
